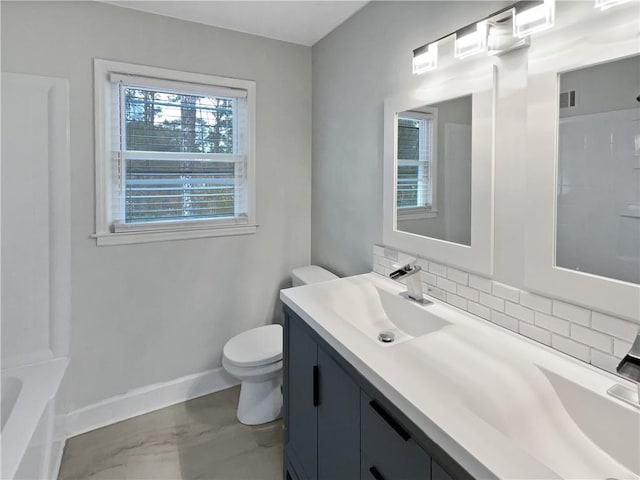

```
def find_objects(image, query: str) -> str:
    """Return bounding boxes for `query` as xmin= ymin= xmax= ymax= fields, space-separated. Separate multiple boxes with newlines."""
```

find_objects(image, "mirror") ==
xmin=523 ymin=0 xmax=639 ymax=321
xmin=383 ymin=62 xmax=495 ymax=275
xmin=396 ymin=95 xmax=472 ymax=246
xmin=556 ymin=54 xmax=640 ymax=285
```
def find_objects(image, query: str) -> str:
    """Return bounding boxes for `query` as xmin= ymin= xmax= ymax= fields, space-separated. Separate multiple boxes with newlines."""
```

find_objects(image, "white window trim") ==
xmin=396 ymin=108 xmax=438 ymax=213
xmin=397 ymin=206 xmax=439 ymax=220
xmin=93 ymin=59 xmax=257 ymax=246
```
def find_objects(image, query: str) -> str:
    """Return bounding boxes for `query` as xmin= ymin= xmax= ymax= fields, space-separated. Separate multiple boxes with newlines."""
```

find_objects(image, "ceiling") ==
xmin=105 ymin=1 xmax=369 ymax=46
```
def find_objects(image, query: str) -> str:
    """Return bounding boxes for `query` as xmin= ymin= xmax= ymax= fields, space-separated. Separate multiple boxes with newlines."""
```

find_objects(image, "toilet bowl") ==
xmin=222 ymin=265 xmax=338 ymax=425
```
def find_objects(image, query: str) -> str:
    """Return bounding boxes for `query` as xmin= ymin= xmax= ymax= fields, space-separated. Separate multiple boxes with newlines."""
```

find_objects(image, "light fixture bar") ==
xmin=513 ymin=0 xmax=555 ymax=38
xmin=412 ymin=43 xmax=438 ymax=75
xmin=487 ymin=10 xmax=530 ymax=56
xmin=454 ymin=21 xmax=488 ymax=59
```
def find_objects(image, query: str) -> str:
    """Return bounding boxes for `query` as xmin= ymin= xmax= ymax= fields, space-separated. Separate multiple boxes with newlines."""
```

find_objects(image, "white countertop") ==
xmin=281 ymin=272 xmax=640 ymax=480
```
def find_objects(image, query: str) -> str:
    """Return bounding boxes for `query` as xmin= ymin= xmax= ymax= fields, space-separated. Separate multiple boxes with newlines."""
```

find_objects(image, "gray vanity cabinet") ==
xmin=285 ymin=313 xmax=319 ymax=479
xmin=361 ymin=391 xmax=431 ymax=479
xmin=283 ymin=306 xmax=469 ymax=480
xmin=284 ymin=308 xmax=360 ymax=480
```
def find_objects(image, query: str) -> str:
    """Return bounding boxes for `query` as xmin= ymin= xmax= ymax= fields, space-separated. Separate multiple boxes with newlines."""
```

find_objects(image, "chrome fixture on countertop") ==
xmin=389 ymin=259 xmax=428 ymax=304
xmin=607 ymin=331 xmax=640 ymax=408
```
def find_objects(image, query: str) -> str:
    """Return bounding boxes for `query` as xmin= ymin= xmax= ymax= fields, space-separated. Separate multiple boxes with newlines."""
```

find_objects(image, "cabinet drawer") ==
xmin=361 ymin=392 xmax=431 ymax=479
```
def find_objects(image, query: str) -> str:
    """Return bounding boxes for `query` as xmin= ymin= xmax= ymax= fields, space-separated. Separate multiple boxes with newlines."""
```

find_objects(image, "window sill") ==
xmin=93 ymin=223 xmax=258 ymax=246
xmin=397 ymin=208 xmax=438 ymax=221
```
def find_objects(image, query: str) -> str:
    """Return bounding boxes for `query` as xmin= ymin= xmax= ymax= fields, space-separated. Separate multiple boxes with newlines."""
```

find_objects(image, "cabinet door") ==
xmin=286 ymin=315 xmax=319 ymax=480
xmin=317 ymin=348 xmax=360 ymax=479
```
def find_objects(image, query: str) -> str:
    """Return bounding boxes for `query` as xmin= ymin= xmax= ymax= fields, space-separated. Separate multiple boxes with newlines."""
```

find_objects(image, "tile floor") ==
xmin=58 ymin=386 xmax=283 ymax=480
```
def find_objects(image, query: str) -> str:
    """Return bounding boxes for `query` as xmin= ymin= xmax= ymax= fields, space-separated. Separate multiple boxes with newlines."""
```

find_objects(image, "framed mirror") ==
xmin=524 ymin=1 xmax=640 ymax=320
xmin=396 ymin=94 xmax=472 ymax=247
xmin=383 ymin=60 xmax=496 ymax=275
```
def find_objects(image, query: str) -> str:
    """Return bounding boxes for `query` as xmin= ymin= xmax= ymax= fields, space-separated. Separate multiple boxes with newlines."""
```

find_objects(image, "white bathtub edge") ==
xmin=1 ymin=357 xmax=69 ymax=480
xmin=65 ymin=366 xmax=240 ymax=437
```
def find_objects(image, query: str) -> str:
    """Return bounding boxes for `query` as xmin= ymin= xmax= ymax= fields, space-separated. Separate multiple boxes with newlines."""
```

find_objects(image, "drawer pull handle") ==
xmin=313 ymin=365 xmax=320 ymax=407
xmin=369 ymin=466 xmax=385 ymax=480
xmin=369 ymin=400 xmax=411 ymax=441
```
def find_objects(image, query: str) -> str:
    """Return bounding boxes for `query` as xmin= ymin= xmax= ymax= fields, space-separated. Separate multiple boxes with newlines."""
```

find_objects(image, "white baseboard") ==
xmin=66 ymin=367 xmax=239 ymax=437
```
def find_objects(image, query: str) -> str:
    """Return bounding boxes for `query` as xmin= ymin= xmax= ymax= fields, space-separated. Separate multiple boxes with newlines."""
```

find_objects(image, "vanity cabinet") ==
xmin=284 ymin=308 xmax=360 ymax=480
xmin=283 ymin=306 xmax=469 ymax=480
xmin=361 ymin=391 xmax=431 ymax=479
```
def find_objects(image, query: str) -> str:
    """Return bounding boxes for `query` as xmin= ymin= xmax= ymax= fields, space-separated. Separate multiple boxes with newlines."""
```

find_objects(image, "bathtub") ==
xmin=1 ymin=357 xmax=68 ymax=480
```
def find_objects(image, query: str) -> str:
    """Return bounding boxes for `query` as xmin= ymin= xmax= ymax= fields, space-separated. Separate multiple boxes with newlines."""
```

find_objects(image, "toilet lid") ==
xmin=223 ymin=324 xmax=283 ymax=367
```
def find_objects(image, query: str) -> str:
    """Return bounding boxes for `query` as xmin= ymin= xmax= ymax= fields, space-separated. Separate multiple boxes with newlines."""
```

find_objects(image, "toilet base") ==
xmin=237 ymin=375 xmax=282 ymax=425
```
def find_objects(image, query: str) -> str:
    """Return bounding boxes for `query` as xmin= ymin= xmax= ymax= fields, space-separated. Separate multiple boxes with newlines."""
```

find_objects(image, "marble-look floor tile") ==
xmin=58 ymin=386 xmax=283 ymax=480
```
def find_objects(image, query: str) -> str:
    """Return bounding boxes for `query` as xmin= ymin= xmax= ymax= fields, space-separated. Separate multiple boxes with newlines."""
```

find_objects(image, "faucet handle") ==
xmin=392 ymin=254 xmax=418 ymax=271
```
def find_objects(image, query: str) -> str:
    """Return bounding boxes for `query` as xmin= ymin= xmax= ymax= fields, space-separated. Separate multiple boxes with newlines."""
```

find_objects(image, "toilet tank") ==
xmin=291 ymin=265 xmax=338 ymax=287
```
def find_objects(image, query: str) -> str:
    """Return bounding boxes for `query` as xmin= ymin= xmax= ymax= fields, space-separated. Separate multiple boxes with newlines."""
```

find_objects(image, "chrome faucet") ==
xmin=607 ymin=330 xmax=640 ymax=408
xmin=389 ymin=260 xmax=428 ymax=304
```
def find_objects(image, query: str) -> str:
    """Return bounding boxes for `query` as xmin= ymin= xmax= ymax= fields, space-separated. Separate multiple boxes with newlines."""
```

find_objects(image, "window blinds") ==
xmin=397 ymin=115 xmax=434 ymax=209
xmin=110 ymin=78 xmax=249 ymax=228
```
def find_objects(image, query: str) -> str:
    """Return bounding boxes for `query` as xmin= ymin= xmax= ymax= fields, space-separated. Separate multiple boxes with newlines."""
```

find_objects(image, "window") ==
xmin=396 ymin=110 xmax=437 ymax=217
xmin=94 ymin=60 xmax=256 ymax=245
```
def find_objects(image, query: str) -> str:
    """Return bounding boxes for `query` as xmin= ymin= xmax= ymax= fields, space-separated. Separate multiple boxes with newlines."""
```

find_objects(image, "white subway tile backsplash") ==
xmin=447 ymin=267 xmax=468 ymax=285
xmin=551 ymin=334 xmax=590 ymax=362
xmin=469 ymin=274 xmax=492 ymax=293
xmin=590 ymin=349 xmax=618 ymax=374
xmin=416 ymin=258 xmax=429 ymax=270
xmin=571 ymin=324 xmax=612 ymax=353
xmin=457 ymin=285 xmax=479 ymax=302
xmin=592 ymin=312 xmax=638 ymax=341
xmin=446 ymin=293 xmax=468 ymax=311
xmin=383 ymin=247 xmax=398 ymax=261
xmin=468 ymin=301 xmax=491 ymax=320
xmin=492 ymin=282 xmax=520 ymax=303
xmin=519 ymin=322 xmax=552 ymax=346
xmin=479 ymin=292 xmax=505 ymax=312
xmin=520 ymin=292 xmax=552 ymax=314
xmin=491 ymin=311 xmax=518 ymax=332
xmin=372 ymin=245 xmax=639 ymax=377
xmin=552 ymin=300 xmax=591 ymax=326
xmin=613 ymin=338 xmax=632 ymax=359
xmin=437 ymin=277 xmax=457 ymax=294
xmin=427 ymin=286 xmax=447 ymax=302
xmin=534 ymin=312 xmax=570 ymax=336
xmin=428 ymin=261 xmax=447 ymax=277
xmin=505 ymin=302 xmax=534 ymax=324
xmin=420 ymin=271 xmax=437 ymax=286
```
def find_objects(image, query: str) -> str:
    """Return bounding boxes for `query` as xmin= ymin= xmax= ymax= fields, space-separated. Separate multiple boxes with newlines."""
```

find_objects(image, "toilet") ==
xmin=222 ymin=265 xmax=338 ymax=425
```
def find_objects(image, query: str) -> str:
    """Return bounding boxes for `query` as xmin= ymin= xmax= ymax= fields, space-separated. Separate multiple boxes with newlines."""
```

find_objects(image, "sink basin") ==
xmin=400 ymin=326 xmax=640 ymax=479
xmin=303 ymin=274 xmax=450 ymax=345
xmin=541 ymin=368 xmax=640 ymax=477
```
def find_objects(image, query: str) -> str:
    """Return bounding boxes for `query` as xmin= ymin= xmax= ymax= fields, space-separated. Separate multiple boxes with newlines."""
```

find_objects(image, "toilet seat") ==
xmin=223 ymin=324 xmax=282 ymax=368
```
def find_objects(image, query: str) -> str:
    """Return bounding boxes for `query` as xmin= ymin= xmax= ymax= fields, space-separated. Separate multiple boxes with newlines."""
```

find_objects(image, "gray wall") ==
xmin=560 ymin=55 xmax=639 ymax=117
xmin=311 ymin=1 xmax=505 ymax=277
xmin=1 ymin=1 xmax=312 ymax=411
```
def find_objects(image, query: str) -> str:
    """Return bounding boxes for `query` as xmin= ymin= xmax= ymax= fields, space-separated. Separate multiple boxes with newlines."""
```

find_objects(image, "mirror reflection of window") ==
xmin=397 ymin=111 xmax=435 ymax=210
xmin=556 ymin=54 xmax=640 ymax=285
xmin=396 ymin=95 xmax=472 ymax=246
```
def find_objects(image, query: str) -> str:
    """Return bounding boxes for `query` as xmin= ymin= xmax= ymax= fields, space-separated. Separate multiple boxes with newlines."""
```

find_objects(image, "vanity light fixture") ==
xmin=454 ymin=21 xmax=488 ymax=59
xmin=412 ymin=43 xmax=438 ymax=74
xmin=594 ymin=0 xmax=632 ymax=9
xmin=487 ymin=11 xmax=530 ymax=56
xmin=513 ymin=0 xmax=555 ymax=38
